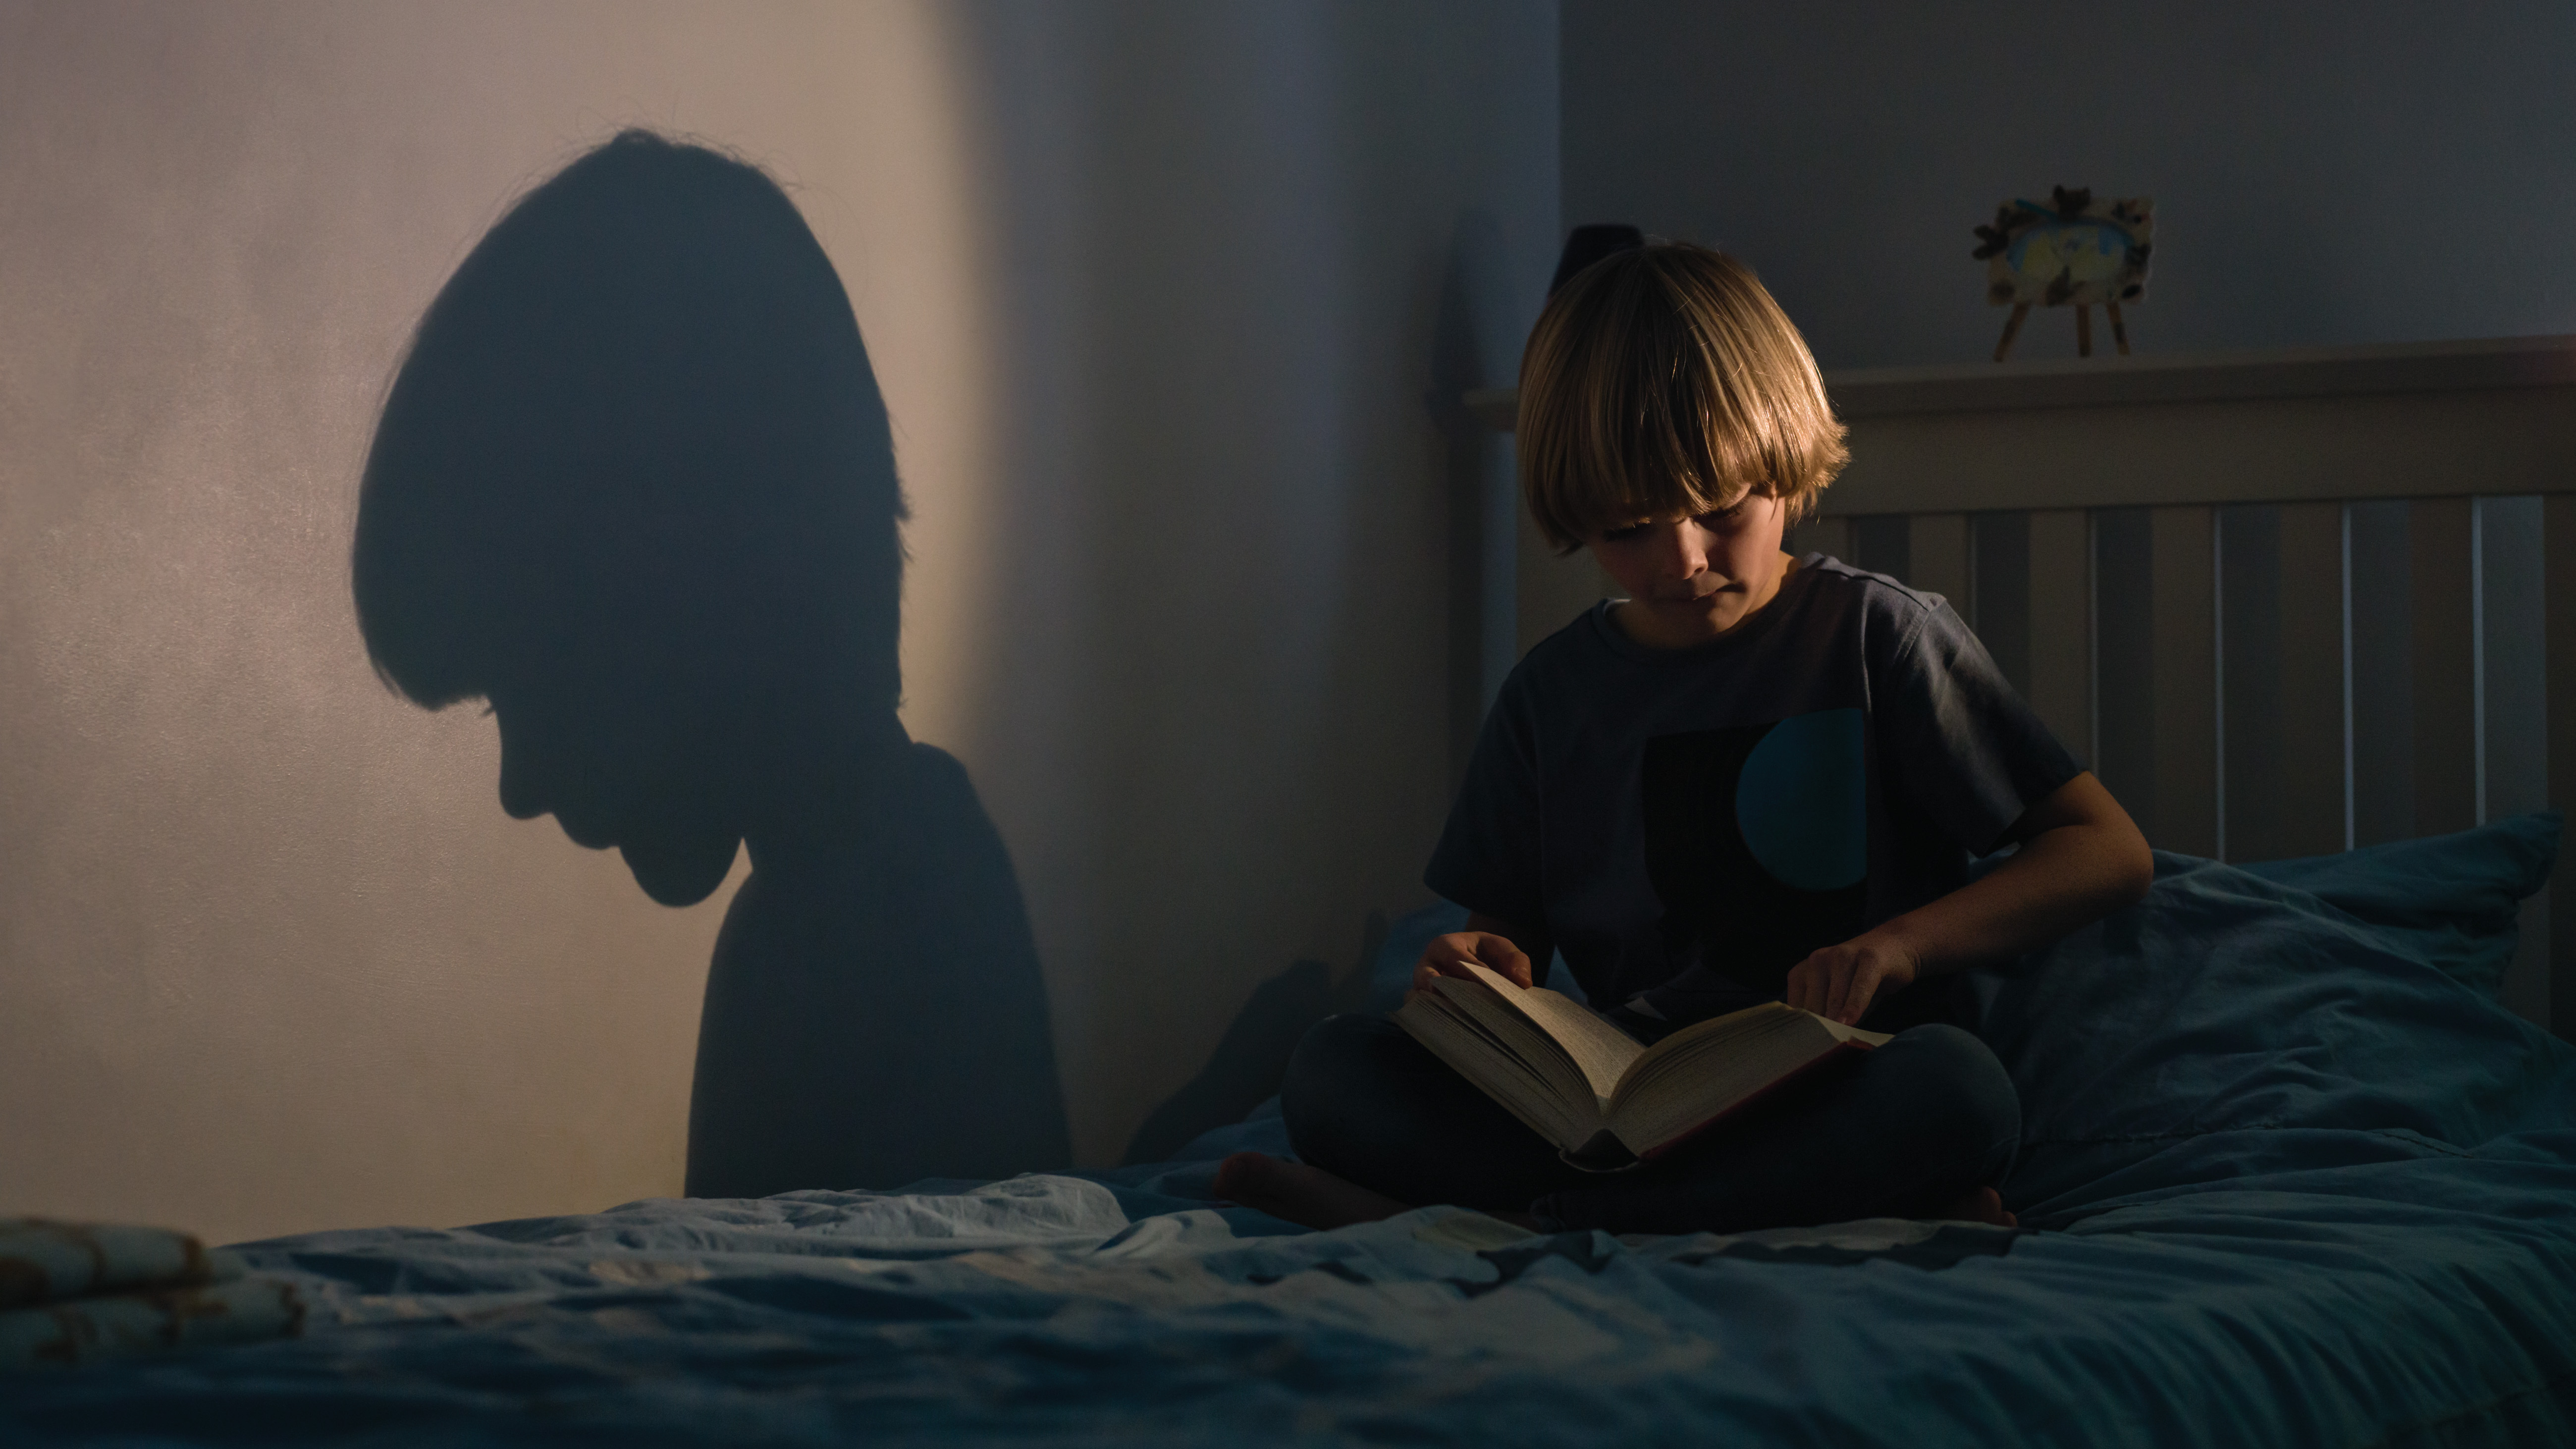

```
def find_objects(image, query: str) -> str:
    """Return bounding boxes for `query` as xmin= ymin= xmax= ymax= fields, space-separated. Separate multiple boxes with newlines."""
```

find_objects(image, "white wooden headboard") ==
xmin=1479 ymin=336 xmax=2576 ymax=1037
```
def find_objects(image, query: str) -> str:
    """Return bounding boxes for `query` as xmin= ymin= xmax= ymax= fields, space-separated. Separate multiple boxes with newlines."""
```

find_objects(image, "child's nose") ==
xmin=1659 ymin=523 xmax=1709 ymax=576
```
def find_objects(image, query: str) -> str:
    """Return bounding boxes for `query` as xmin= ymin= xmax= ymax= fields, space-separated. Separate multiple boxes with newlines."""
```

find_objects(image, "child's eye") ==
xmin=1601 ymin=522 xmax=1653 ymax=542
xmin=1696 ymin=504 xmax=1746 ymax=526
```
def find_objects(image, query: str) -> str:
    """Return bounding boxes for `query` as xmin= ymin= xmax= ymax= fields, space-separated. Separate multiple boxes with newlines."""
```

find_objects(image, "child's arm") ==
xmin=1786 ymin=771 xmax=2152 ymax=1025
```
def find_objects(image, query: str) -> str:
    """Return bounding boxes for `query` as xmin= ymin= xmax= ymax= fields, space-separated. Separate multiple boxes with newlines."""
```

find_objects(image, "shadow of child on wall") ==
xmin=351 ymin=130 xmax=1070 ymax=1197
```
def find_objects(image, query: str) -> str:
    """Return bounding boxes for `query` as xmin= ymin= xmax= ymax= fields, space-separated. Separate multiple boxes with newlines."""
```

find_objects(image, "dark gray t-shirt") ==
xmin=1425 ymin=554 xmax=2081 ymax=1025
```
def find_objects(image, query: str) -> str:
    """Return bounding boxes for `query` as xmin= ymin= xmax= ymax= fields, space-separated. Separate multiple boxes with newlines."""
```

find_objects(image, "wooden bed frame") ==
xmin=1481 ymin=335 xmax=2576 ymax=1038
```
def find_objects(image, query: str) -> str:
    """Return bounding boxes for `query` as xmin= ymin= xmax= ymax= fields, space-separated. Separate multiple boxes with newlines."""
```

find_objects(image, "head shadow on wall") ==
xmin=352 ymin=130 xmax=1070 ymax=1195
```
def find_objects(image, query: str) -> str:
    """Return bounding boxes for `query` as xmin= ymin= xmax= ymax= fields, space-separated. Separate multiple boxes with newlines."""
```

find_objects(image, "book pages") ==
xmin=1451 ymin=960 xmax=1641 ymax=1101
xmin=1395 ymin=991 xmax=1594 ymax=1146
xmin=1401 ymin=964 xmax=1899 ymax=1159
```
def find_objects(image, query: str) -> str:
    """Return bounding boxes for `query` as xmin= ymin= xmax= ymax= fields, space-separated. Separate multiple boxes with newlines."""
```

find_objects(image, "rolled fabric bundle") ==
xmin=0 ymin=1276 xmax=305 ymax=1370
xmin=0 ymin=1219 xmax=299 ymax=1370
xmin=0 ymin=1220 xmax=245 ymax=1308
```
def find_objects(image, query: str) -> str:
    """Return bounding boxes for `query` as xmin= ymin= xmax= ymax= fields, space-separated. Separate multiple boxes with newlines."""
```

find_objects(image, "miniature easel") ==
xmin=1993 ymin=300 xmax=2130 ymax=363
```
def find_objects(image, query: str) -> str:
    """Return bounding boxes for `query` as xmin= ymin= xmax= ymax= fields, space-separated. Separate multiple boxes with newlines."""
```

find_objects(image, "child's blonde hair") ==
xmin=1517 ymin=242 xmax=1848 ymax=553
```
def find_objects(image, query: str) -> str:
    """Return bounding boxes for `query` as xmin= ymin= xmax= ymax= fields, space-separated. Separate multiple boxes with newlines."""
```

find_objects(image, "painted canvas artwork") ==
xmin=1974 ymin=186 xmax=2152 ymax=360
xmin=1978 ymin=187 xmax=2153 ymax=306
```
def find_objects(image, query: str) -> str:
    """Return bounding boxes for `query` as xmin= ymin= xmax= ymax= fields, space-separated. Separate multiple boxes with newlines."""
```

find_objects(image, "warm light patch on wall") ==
xmin=853 ymin=5 xmax=1002 ymax=760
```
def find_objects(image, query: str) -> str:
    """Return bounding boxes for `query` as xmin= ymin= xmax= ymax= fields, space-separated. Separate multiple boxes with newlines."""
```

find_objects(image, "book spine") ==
xmin=1633 ymin=1038 xmax=1875 ymax=1164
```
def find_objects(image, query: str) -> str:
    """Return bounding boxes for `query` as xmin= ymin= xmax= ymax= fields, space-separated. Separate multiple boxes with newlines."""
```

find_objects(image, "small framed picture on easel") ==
xmin=1976 ymin=187 xmax=2152 ymax=362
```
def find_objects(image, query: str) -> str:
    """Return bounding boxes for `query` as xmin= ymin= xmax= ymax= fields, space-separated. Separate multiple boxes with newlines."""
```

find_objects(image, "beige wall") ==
xmin=0 ymin=0 xmax=1557 ymax=1241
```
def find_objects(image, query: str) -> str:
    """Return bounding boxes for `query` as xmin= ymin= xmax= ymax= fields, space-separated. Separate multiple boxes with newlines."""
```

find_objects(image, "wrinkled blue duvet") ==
xmin=10 ymin=821 xmax=2575 ymax=1446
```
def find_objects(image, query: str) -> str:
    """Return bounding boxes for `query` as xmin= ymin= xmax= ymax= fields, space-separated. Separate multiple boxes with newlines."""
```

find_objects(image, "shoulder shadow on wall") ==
xmin=351 ymin=130 xmax=1070 ymax=1196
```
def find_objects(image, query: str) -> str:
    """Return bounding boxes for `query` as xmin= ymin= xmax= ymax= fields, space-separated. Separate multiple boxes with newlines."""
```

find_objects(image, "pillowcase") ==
xmin=1970 ymin=835 xmax=2569 ymax=1221
xmin=2237 ymin=810 xmax=2558 ymax=999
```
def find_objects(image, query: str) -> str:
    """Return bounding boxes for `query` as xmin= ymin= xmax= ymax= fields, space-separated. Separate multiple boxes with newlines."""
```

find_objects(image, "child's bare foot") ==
xmin=1211 ymin=1151 xmax=1414 ymax=1230
xmin=1934 ymin=1184 xmax=2018 ymax=1229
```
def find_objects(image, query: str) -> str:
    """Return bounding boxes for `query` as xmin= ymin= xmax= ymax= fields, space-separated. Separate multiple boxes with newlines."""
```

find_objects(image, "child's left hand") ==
xmin=1784 ymin=935 xmax=1920 ymax=1026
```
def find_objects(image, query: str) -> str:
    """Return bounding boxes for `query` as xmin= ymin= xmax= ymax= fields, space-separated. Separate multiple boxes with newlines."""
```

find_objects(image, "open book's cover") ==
xmin=1629 ymin=1035 xmax=1874 ymax=1163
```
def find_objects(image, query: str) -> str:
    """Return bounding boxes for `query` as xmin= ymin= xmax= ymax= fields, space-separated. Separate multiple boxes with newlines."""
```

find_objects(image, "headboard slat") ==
xmin=2149 ymin=506 xmax=2221 ymax=858
xmin=1970 ymin=512 xmax=2032 ymax=694
xmin=1908 ymin=512 xmax=1972 ymax=618
xmin=2349 ymin=502 xmax=2416 ymax=846
xmin=2546 ymin=498 xmax=2576 ymax=1035
xmin=2026 ymin=510 xmax=2093 ymax=770
xmin=2274 ymin=503 xmax=2348 ymax=858
xmin=2217 ymin=505 xmax=2283 ymax=861
xmin=2411 ymin=499 xmax=2481 ymax=839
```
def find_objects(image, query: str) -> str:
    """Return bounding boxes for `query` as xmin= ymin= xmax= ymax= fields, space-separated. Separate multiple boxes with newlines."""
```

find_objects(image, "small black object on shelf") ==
xmin=1550 ymin=224 xmax=1645 ymax=297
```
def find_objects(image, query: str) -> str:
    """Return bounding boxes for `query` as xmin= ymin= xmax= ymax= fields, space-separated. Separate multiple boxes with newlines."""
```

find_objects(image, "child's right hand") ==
xmin=1414 ymin=933 xmax=1535 ymax=992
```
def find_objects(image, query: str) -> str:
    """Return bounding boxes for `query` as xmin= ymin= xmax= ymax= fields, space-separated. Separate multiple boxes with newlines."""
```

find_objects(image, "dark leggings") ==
xmin=1279 ymin=1014 xmax=2020 ymax=1235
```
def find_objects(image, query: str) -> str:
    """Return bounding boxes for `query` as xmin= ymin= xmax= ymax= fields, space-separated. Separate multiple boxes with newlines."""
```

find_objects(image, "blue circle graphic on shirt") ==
xmin=1735 ymin=708 xmax=1868 ymax=892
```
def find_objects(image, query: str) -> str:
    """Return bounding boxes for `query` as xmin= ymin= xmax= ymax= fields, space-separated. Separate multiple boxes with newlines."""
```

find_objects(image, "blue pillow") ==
xmin=2236 ymin=810 xmax=2558 ymax=999
xmin=1969 ymin=837 xmax=2572 ymax=1221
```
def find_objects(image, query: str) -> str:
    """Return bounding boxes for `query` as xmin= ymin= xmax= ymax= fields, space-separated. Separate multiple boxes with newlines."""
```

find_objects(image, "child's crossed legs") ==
xmin=1219 ymin=1014 xmax=2019 ymax=1234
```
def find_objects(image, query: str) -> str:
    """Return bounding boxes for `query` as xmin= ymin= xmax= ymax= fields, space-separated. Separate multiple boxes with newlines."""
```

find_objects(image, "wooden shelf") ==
xmin=1828 ymin=334 xmax=2576 ymax=419
xmin=1463 ymin=335 xmax=2576 ymax=432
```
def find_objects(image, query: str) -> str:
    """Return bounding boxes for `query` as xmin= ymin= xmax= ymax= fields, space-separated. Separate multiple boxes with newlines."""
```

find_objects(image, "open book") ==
xmin=1394 ymin=960 xmax=1889 ymax=1170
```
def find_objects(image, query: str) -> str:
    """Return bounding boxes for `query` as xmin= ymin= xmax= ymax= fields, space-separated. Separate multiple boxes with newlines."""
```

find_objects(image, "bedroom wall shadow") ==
xmin=351 ymin=133 xmax=1070 ymax=1198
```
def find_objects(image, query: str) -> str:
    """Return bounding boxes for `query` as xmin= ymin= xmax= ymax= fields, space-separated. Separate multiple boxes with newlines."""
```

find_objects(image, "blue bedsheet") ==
xmin=9 ymin=822 xmax=2575 ymax=1446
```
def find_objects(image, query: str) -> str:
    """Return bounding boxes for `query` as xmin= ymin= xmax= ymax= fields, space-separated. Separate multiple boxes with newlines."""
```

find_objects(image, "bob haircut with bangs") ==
xmin=1517 ymin=241 xmax=1848 ymax=553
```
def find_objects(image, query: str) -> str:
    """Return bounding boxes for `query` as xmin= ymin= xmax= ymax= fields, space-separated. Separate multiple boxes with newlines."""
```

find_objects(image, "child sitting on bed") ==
xmin=1216 ymin=241 xmax=2153 ymax=1234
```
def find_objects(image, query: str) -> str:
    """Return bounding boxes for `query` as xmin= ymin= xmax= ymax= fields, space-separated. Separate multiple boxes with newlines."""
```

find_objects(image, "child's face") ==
xmin=1586 ymin=490 xmax=1793 ymax=649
